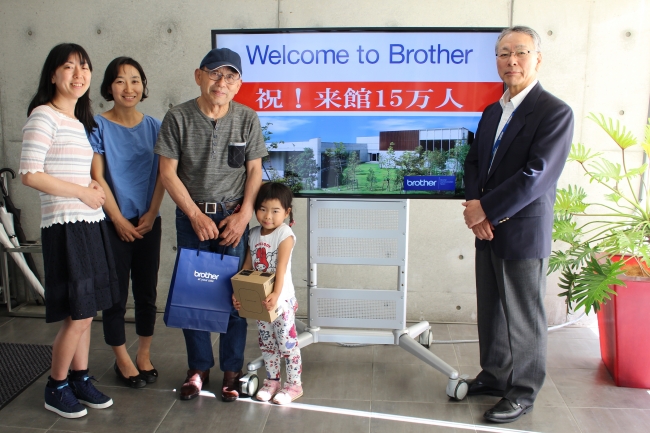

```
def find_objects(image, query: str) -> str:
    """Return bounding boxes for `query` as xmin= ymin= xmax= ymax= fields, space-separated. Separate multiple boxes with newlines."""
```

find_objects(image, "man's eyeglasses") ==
xmin=202 ymin=69 xmax=241 ymax=84
xmin=496 ymin=50 xmax=537 ymax=60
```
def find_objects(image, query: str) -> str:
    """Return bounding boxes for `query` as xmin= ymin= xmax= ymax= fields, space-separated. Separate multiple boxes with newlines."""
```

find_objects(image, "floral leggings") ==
xmin=257 ymin=297 xmax=302 ymax=385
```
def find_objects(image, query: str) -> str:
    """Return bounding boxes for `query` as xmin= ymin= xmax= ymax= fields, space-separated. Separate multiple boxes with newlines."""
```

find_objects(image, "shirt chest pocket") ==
xmin=228 ymin=142 xmax=246 ymax=168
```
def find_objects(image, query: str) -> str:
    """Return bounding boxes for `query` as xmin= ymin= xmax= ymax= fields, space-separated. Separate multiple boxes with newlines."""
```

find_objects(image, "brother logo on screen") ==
xmin=194 ymin=270 xmax=219 ymax=280
xmin=403 ymin=175 xmax=456 ymax=191
xmin=406 ymin=179 xmax=437 ymax=186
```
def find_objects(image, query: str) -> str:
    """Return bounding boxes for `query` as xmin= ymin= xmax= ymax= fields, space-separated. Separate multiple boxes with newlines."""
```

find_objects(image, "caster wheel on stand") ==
xmin=239 ymin=373 xmax=259 ymax=398
xmin=446 ymin=378 xmax=468 ymax=401
xmin=418 ymin=330 xmax=433 ymax=348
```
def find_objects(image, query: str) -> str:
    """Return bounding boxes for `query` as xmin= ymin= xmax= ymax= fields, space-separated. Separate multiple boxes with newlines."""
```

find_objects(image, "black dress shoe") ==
xmin=136 ymin=356 xmax=158 ymax=384
xmin=466 ymin=378 xmax=505 ymax=397
xmin=484 ymin=398 xmax=533 ymax=423
xmin=114 ymin=361 xmax=146 ymax=388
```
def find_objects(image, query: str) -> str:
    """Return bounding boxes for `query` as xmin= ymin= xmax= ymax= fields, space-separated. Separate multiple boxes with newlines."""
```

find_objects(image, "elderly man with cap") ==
xmin=155 ymin=48 xmax=267 ymax=402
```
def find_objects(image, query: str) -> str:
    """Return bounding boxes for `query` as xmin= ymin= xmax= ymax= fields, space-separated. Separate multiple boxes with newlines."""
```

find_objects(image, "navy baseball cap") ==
xmin=199 ymin=48 xmax=242 ymax=76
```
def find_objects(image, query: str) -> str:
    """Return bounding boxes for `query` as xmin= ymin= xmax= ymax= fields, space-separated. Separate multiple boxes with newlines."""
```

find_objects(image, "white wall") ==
xmin=1 ymin=0 xmax=649 ymax=325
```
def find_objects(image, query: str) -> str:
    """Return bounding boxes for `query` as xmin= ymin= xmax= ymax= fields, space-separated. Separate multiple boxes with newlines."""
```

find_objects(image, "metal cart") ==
xmin=240 ymin=198 xmax=468 ymax=401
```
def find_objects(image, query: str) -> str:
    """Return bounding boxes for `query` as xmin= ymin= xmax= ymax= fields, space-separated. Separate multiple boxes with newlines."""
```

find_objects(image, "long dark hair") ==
xmin=27 ymin=43 xmax=97 ymax=134
xmin=255 ymin=182 xmax=295 ymax=226
xmin=100 ymin=56 xmax=149 ymax=101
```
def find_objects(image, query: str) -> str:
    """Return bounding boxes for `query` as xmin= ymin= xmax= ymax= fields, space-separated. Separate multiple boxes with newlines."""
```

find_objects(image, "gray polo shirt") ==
xmin=155 ymin=99 xmax=268 ymax=202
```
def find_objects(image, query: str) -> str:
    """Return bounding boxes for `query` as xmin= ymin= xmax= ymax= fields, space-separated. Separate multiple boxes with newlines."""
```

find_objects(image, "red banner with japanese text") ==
xmin=236 ymin=82 xmax=503 ymax=113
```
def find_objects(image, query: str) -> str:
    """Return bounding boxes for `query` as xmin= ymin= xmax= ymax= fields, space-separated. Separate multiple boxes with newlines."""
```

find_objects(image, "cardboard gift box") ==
xmin=231 ymin=270 xmax=283 ymax=322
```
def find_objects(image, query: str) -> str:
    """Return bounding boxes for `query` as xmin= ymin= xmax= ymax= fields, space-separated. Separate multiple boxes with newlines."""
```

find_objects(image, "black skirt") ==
xmin=41 ymin=220 xmax=120 ymax=323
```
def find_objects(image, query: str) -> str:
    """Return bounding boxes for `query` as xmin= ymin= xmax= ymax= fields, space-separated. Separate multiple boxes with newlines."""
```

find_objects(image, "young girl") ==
xmin=233 ymin=182 xmax=303 ymax=404
xmin=20 ymin=43 xmax=119 ymax=418
xmin=89 ymin=57 xmax=164 ymax=388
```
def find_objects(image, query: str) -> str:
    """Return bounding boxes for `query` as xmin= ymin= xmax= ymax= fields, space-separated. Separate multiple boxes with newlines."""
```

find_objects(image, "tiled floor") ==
xmin=1 ymin=313 xmax=649 ymax=433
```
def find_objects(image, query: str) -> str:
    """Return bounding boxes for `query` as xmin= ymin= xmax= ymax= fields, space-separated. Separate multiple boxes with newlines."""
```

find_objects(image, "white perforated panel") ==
xmin=317 ymin=237 xmax=398 ymax=259
xmin=317 ymin=298 xmax=397 ymax=320
xmin=318 ymin=208 xmax=400 ymax=230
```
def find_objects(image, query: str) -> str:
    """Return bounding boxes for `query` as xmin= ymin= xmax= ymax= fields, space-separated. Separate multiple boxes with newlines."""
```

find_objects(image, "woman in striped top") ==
xmin=20 ymin=43 xmax=120 ymax=419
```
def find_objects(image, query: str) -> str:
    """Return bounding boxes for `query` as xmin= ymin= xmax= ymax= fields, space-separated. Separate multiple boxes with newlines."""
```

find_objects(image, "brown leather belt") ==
xmin=194 ymin=199 xmax=242 ymax=214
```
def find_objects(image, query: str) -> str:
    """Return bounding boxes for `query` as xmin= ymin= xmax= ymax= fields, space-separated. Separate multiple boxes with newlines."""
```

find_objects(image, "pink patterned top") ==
xmin=19 ymin=105 xmax=104 ymax=228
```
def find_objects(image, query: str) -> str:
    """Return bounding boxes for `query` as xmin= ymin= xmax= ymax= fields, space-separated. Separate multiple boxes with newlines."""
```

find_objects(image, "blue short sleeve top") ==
xmin=88 ymin=114 xmax=162 ymax=220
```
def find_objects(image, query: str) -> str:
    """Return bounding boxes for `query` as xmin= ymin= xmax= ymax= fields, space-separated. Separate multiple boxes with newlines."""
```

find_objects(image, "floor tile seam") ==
xmin=152 ymin=398 xmax=178 ymax=433
xmin=567 ymin=406 xmax=596 ymax=433
xmin=37 ymin=415 xmax=61 ymax=433
xmin=452 ymin=343 xmax=466 ymax=368
xmin=0 ymin=317 xmax=16 ymax=328
xmin=370 ymin=361 xmax=377 ymax=402
xmin=545 ymin=366 xmax=604 ymax=371
xmin=299 ymin=397 xmax=372 ymax=403
xmin=274 ymin=400 xmax=480 ymax=431
xmin=547 ymin=337 xmax=601 ymax=343
xmin=89 ymin=384 xmax=182 ymax=395
xmin=261 ymin=404 xmax=276 ymax=433
xmin=547 ymin=335 xmax=599 ymax=340
xmin=46 ymin=429 xmax=94 ymax=433
xmin=0 ymin=422 xmax=46 ymax=430
xmin=371 ymin=398 xmax=471 ymax=405
xmin=563 ymin=403 xmax=650 ymax=411
xmin=546 ymin=366 xmax=622 ymax=414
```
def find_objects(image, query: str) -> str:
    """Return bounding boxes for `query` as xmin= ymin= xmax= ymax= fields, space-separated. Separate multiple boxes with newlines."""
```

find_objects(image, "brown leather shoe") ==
xmin=180 ymin=369 xmax=209 ymax=401
xmin=221 ymin=370 xmax=242 ymax=402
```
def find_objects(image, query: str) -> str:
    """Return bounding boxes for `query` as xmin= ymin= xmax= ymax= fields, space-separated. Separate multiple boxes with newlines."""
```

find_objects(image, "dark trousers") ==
xmin=175 ymin=207 xmax=248 ymax=372
xmin=475 ymin=243 xmax=548 ymax=407
xmin=103 ymin=216 xmax=161 ymax=346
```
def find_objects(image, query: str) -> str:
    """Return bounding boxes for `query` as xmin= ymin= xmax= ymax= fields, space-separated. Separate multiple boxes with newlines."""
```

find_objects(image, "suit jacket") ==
xmin=464 ymin=82 xmax=574 ymax=260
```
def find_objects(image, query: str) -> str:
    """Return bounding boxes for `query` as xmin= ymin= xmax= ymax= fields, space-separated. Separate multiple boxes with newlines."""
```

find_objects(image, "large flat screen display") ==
xmin=213 ymin=28 xmax=504 ymax=198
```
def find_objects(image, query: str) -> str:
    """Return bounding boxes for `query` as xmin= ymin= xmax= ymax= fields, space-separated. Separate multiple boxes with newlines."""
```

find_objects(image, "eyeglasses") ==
xmin=202 ymin=68 xmax=240 ymax=84
xmin=496 ymin=50 xmax=537 ymax=60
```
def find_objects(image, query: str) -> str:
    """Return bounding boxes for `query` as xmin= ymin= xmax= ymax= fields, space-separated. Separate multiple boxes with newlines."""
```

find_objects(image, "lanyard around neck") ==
xmin=489 ymin=107 xmax=517 ymax=169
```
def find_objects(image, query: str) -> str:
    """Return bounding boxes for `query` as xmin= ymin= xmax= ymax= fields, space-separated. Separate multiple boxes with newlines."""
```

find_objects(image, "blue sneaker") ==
xmin=44 ymin=382 xmax=88 ymax=418
xmin=69 ymin=375 xmax=114 ymax=409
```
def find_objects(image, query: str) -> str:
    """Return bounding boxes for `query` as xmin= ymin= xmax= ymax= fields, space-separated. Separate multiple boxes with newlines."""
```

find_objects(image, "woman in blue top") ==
xmin=89 ymin=57 xmax=164 ymax=388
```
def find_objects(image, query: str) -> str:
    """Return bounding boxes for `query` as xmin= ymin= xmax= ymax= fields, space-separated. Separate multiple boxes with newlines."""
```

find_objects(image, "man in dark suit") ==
xmin=463 ymin=25 xmax=574 ymax=423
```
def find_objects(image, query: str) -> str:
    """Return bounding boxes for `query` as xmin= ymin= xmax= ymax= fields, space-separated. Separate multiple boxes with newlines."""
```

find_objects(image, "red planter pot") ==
xmin=597 ymin=276 xmax=650 ymax=388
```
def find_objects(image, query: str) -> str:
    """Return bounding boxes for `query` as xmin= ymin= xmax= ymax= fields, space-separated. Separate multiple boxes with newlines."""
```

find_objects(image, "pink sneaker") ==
xmin=272 ymin=383 xmax=303 ymax=405
xmin=255 ymin=379 xmax=281 ymax=402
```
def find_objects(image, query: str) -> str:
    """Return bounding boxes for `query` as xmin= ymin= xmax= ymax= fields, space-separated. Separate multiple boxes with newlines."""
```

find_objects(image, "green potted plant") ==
xmin=550 ymin=113 xmax=650 ymax=388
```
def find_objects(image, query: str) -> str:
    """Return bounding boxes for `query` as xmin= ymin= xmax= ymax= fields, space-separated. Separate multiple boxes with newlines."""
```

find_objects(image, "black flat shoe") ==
xmin=136 ymin=356 xmax=158 ymax=384
xmin=114 ymin=361 xmax=146 ymax=388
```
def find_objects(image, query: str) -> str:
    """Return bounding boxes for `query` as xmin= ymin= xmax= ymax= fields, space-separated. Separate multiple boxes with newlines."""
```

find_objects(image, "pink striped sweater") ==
xmin=19 ymin=105 xmax=105 ymax=228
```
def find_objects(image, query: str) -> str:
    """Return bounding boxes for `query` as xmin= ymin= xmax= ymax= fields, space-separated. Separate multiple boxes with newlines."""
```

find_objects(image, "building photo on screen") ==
xmin=214 ymin=28 xmax=504 ymax=198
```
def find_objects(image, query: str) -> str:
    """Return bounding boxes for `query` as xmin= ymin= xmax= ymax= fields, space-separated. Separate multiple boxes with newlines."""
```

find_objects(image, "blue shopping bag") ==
xmin=163 ymin=246 xmax=239 ymax=333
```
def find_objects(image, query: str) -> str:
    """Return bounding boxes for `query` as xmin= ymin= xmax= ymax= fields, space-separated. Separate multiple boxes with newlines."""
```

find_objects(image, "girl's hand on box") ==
xmin=263 ymin=292 xmax=280 ymax=312
xmin=232 ymin=294 xmax=241 ymax=310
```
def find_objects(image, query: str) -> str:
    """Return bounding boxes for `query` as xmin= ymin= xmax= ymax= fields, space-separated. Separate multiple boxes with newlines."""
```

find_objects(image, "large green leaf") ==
xmin=603 ymin=192 xmax=623 ymax=204
xmin=554 ymin=186 xmax=587 ymax=215
xmin=557 ymin=268 xmax=578 ymax=305
xmin=623 ymin=164 xmax=648 ymax=180
xmin=570 ymin=257 xmax=625 ymax=313
xmin=588 ymin=113 xmax=637 ymax=150
xmin=552 ymin=218 xmax=579 ymax=244
xmin=568 ymin=142 xmax=600 ymax=163
xmin=588 ymin=159 xmax=623 ymax=183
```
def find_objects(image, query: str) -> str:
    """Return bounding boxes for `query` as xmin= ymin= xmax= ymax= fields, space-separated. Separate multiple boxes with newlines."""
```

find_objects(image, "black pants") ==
xmin=475 ymin=243 xmax=548 ymax=407
xmin=103 ymin=216 xmax=161 ymax=346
